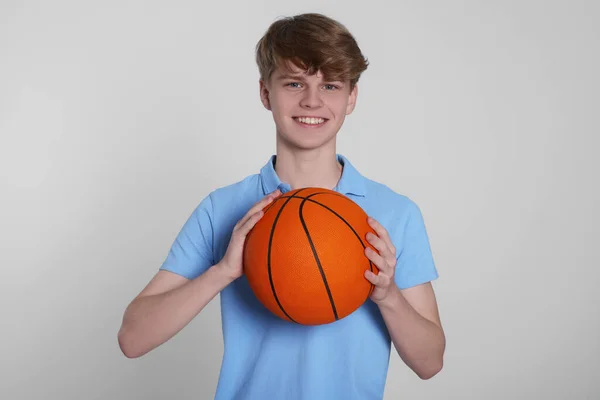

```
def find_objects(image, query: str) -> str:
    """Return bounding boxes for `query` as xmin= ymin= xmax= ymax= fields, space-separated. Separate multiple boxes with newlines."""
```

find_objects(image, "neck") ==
xmin=274 ymin=144 xmax=343 ymax=191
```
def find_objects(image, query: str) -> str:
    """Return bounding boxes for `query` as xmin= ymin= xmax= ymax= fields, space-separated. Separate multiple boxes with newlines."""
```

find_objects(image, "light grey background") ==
xmin=1 ymin=1 xmax=599 ymax=399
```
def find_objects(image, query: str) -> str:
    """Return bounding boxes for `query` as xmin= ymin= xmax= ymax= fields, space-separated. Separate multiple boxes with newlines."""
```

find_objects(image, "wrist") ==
xmin=375 ymin=285 xmax=402 ymax=312
xmin=212 ymin=262 xmax=239 ymax=285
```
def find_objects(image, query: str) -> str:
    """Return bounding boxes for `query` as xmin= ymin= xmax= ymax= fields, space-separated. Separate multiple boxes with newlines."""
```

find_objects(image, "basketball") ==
xmin=243 ymin=187 xmax=379 ymax=325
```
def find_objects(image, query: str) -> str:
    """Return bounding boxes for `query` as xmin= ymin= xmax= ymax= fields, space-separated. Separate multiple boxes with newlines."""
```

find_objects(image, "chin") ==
xmin=279 ymin=132 xmax=336 ymax=151
xmin=279 ymin=123 xmax=339 ymax=148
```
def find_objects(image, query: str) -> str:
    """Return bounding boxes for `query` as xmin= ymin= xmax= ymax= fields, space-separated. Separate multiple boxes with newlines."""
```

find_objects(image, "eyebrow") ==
xmin=275 ymin=74 xmax=345 ymax=84
xmin=275 ymin=74 xmax=306 ymax=81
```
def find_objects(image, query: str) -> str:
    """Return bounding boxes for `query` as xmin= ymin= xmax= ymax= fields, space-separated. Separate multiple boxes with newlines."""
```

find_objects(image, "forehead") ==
xmin=271 ymin=60 xmax=344 ymax=82
xmin=272 ymin=65 xmax=323 ymax=79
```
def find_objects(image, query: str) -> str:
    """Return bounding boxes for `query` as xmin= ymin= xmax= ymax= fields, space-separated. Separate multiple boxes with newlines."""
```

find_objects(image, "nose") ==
xmin=299 ymin=86 xmax=323 ymax=109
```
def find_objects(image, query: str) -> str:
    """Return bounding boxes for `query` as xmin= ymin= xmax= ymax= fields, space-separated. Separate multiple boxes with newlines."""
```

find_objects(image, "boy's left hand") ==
xmin=364 ymin=216 xmax=397 ymax=305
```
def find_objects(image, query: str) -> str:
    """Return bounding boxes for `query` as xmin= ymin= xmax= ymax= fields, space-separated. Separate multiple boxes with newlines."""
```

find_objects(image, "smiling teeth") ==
xmin=296 ymin=117 xmax=325 ymax=125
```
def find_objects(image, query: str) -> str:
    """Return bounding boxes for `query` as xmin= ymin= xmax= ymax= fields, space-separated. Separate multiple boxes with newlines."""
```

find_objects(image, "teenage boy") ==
xmin=118 ymin=13 xmax=445 ymax=400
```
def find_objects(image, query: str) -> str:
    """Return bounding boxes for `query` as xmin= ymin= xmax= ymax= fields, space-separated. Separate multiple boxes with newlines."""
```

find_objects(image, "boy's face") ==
xmin=260 ymin=63 xmax=358 ymax=151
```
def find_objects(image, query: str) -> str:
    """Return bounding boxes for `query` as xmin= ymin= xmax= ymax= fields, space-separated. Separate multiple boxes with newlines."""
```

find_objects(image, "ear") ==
xmin=259 ymin=79 xmax=272 ymax=111
xmin=345 ymin=84 xmax=358 ymax=115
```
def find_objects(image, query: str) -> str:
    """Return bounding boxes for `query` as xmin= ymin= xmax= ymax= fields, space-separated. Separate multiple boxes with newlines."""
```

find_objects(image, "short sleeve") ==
xmin=394 ymin=200 xmax=439 ymax=289
xmin=159 ymin=194 xmax=215 ymax=280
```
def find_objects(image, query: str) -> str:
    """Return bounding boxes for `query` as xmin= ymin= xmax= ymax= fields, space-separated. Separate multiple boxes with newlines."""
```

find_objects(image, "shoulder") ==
xmin=357 ymin=175 xmax=430 ymax=245
xmin=363 ymin=176 xmax=422 ymax=217
xmin=194 ymin=172 xmax=263 ymax=222
xmin=209 ymin=172 xmax=262 ymax=203
xmin=341 ymin=155 xmax=420 ymax=218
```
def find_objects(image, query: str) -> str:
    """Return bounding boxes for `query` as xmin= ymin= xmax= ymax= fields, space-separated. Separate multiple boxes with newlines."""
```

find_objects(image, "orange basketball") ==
xmin=243 ymin=187 xmax=379 ymax=325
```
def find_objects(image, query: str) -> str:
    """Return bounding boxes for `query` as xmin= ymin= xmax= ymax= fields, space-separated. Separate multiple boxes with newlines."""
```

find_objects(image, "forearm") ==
xmin=378 ymin=285 xmax=445 ymax=379
xmin=118 ymin=264 xmax=233 ymax=358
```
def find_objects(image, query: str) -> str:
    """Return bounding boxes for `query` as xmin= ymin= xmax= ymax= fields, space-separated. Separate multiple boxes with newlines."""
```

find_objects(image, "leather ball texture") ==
xmin=243 ymin=187 xmax=378 ymax=325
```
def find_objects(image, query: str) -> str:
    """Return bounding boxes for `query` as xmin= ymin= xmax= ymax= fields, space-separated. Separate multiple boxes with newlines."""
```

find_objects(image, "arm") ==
xmin=117 ymin=189 xmax=281 ymax=358
xmin=377 ymin=283 xmax=445 ymax=379
xmin=117 ymin=266 xmax=234 ymax=359
xmin=364 ymin=216 xmax=445 ymax=379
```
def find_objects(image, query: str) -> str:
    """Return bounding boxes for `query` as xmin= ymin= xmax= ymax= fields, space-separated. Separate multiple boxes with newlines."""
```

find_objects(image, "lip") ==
xmin=292 ymin=116 xmax=328 ymax=128
xmin=292 ymin=115 xmax=329 ymax=122
xmin=293 ymin=116 xmax=329 ymax=119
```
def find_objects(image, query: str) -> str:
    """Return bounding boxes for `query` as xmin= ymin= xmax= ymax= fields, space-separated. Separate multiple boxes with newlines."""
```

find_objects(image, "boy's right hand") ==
xmin=217 ymin=189 xmax=282 ymax=282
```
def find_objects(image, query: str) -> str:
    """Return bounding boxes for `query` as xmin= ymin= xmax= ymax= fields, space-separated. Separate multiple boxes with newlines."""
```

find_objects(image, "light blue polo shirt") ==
xmin=159 ymin=154 xmax=438 ymax=400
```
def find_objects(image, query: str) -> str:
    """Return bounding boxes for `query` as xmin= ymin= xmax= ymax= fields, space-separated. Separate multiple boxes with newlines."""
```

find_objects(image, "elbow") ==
xmin=416 ymin=359 xmax=443 ymax=380
xmin=417 ymin=334 xmax=445 ymax=380
xmin=118 ymin=326 xmax=143 ymax=359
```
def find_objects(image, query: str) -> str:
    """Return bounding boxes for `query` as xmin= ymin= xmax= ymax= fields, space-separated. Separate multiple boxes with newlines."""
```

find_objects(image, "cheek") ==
xmin=270 ymin=95 xmax=292 ymax=116
xmin=328 ymin=96 xmax=350 ymax=114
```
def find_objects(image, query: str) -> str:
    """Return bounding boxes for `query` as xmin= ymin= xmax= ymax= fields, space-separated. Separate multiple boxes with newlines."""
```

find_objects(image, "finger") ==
xmin=236 ymin=209 xmax=265 ymax=237
xmin=251 ymin=190 xmax=281 ymax=215
xmin=364 ymin=270 xmax=390 ymax=287
xmin=367 ymin=217 xmax=396 ymax=255
xmin=364 ymin=246 xmax=388 ymax=272
xmin=236 ymin=190 xmax=281 ymax=229
xmin=235 ymin=206 xmax=263 ymax=232
xmin=261 ymin=189 xmax=281 ymax=208
xmin=366 ymin=232 xmax=389 ymax=257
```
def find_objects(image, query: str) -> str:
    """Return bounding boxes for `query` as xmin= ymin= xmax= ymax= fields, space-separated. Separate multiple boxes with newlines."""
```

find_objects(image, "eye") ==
xmin=286 ymin=82 xmax=302 ymax=88
xmin=323 ymin=84 xmax=339 ymax=91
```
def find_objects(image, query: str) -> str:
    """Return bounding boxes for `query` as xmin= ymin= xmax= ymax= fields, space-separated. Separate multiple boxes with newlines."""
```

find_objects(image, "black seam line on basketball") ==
xmin=280 ymin=194 xmax=375 ymax=271
xmin=288 ymin=193 xmax=376 ymax=304
xmin=277 ymin=191 xmax=348 ymax=201
xmin=262 ymin=188 xmax=307 ymax=214
xmin=263 ymin=199 xmax=277 ymax=214
xmin=269 ymin=190 xmax=375 ymax=302
xmin=299 ymin=194 xmax=339 ymax=320
xmin=272 ymin=192 xmax=361 ymax=215
xmin=307 ymin=193 xmax=376 ymax=304
xmin=267 ymin=189 xmax=308 ymax=324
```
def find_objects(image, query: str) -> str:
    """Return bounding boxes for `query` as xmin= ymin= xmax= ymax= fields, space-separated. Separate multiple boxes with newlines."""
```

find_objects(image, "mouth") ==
xmin=292 ymin=116 xmax=328 ymax=128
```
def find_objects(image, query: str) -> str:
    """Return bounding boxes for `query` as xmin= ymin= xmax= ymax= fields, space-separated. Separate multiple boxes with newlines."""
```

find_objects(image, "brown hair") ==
xmin=255 ymin=13 xmax=369 ymax=89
